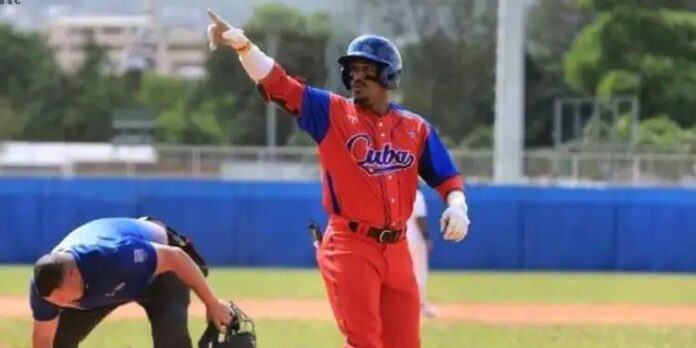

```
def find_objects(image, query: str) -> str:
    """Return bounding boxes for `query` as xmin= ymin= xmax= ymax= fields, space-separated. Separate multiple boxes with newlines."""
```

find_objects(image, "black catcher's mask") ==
xmin=198 ymin=301 xmax=256 ymax=348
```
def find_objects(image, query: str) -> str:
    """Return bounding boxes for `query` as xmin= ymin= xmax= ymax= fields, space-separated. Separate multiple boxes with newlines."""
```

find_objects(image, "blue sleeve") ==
xmin=297 ymin=86 xmax=331 ymax=143
xmin=30 ymin=279 xmax=60 ymax=321
xmin=108 ymin=240 xmax=158 ymax=284
xmin=418 ymin=124 xmax=460 ymax=188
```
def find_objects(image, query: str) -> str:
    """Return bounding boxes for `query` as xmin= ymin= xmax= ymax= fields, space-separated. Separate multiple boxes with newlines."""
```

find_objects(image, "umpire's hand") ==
xmin=207 ymin=299 xmax=233 ymax=332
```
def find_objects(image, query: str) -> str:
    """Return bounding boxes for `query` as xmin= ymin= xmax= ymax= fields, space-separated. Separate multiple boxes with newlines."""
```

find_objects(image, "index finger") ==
xmin=207 ymin=9 xmax=230 ymax=29
xmin=216 ymin=321 xmax=227 ymax=334
xmin=440 ymin=217 xmax=449 ymax=233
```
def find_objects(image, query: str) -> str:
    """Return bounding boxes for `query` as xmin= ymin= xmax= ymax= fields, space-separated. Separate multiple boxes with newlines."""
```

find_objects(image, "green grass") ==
xmin=4 ymin=266 xmax=696 ymax=347
xmin=0 ymin=318 xmax=340 ymax=348
xmin=1 ymin=318 xmax=696 ymax=348
xmin=3 ymin=265 xmax=696 ymax=304
xmin=425 ymin=271 xmax=696 ymax=304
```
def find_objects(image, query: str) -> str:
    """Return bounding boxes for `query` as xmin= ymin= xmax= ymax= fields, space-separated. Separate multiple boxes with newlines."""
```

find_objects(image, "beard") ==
xmin=352 ymin=95 xmax=371 ymax=108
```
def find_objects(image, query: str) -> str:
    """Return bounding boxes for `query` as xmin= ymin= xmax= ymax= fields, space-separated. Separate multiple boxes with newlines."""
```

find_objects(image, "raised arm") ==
xmin=207 ymin=9 xmax=334 ymax=143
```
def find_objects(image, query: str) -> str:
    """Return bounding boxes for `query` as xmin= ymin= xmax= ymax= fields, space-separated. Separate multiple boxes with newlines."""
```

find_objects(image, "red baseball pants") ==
xmin=317 ymin=217 xmax=421 ymax=348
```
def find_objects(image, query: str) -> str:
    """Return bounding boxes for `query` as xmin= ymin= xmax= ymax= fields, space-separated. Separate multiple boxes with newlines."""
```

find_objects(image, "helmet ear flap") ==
xmin=341 ymin=65 xmax=351 ymax=90
xmin=380 ymin=67 xmax=401 ymax=90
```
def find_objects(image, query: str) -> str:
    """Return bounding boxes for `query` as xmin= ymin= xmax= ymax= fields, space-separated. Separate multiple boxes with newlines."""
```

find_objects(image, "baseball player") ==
xmin=30 ymin=217 xmax=232 ymax=348
xmin=207 ymin=10 xmax=471 ymax=348
xmin=406 ymin=189 xmax=438 ymax=318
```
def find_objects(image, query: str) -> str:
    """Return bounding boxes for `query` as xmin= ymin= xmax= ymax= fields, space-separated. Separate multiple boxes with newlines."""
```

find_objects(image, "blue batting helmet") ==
xmin=338 ymin=34 xmax=403 ymax=90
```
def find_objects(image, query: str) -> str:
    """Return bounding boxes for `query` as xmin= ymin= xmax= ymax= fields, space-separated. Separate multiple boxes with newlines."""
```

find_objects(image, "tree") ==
xmin=636 ymin=115 xmax=683 ymax=151
xmin=564 ymin=0 xmax=696 ymax=127
xmin=525 ymin=0 xmax=593 ymax=147
xmin=681 ymin=127 xmax=696 ymax=153
xmin=349 ymin=0 xmax=498 ymax=144
xmin=0 ymin=25 xmax=59 ymax=105
xmin=286 ymin=129 xmax=315 ymax=146
xmin=0 ymin=24 xmax=62 ymax=139
xmin=0 ymin=97 xmax=29 ymax=139
xmin=588 ymin=113 xmax=696 ymax=152
xmin=460 ymin=125 xmax=493 ymax=149
xmin=577 ymin=0 xmax=696 ymax=11
xmin=57 ymin=39 xmax=129 ymax=141
xmin=400 ymin=35 xmax=496 ymax=139
xmin=0 ymin=31 xmax=138 ymax=142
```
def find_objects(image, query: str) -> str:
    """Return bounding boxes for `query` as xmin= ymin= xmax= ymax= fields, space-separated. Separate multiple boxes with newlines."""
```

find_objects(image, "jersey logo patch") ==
xmin=105 ymin=282 xmax=126 ymax=298
xmin=347 ymin=134 xmax=415 ymax=175
xmin=134 ymin=249 xmax=146 ymax=263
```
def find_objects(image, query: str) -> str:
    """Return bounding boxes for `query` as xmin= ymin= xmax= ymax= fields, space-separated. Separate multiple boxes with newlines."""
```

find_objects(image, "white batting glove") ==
xmin=440 ymin=191 xmax=470 ymax=242
xmin=207 ymin=9 xmax=251 ymax=51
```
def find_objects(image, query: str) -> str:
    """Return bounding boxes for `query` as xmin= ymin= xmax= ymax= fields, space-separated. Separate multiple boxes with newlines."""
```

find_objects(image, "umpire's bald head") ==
xmin=33 ymin=252 xmax=72 ymax=297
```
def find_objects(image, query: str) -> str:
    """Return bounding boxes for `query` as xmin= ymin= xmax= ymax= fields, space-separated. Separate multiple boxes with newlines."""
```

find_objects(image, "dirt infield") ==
xmin=4 ymin=296 xmax=696 ymax=325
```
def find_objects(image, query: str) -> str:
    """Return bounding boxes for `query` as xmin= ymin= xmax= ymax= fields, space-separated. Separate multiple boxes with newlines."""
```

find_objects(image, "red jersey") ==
xmin=258 ymin=64 xmax=463 ymax=230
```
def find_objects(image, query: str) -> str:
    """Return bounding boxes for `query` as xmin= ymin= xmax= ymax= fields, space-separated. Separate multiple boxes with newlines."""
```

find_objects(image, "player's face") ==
xmin=45 ymin=267 xmax=84 ymax=307
xmin=348 ymin=59 xmax=385 ymax=105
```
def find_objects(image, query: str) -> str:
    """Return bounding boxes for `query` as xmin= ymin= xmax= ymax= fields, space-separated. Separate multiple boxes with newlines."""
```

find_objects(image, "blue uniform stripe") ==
xmin=418 ymin=125 xmax=460 ymax=188
xmin=325 ymin=171 xmax=341 ymax=215
xmin=298 ymin=87 xmax=331 ymax=143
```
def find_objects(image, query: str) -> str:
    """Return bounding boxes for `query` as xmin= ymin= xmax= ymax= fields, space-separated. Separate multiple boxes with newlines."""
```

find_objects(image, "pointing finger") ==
xmin=207 ymin=9 xmax=230 ymax=29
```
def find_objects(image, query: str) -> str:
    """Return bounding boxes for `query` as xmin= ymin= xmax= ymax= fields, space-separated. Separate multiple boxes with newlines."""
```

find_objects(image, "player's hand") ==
xmin=206 ymin=9 xmax=250 ymax=51
xmin=206 ymin=299 xmax=233 ymax=332
xmin=439 ymin=204 xmax=470 ymax=242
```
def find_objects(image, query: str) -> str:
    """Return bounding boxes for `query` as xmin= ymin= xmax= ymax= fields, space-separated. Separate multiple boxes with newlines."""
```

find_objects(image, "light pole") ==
xmin=493 ymin=0 xmax=535 ymax=183
xmin=265 ymin=33 xmax=280 ymax=150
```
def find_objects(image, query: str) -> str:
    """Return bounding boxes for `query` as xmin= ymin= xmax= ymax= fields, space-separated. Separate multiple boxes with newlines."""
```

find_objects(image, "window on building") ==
xmin=80 ymin=28 xmax=94 ymax=37
xmin=102 ymin=27 xmax=123 ymax=35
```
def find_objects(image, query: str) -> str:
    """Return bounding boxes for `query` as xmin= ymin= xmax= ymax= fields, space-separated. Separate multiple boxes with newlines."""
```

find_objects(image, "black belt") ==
xmin=348 ymin=221 xmax=404 ymax=244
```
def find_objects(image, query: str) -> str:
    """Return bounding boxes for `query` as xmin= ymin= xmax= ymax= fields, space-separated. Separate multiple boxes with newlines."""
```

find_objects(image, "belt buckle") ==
xmin=378 ymin=229 xmax=394 ymax=243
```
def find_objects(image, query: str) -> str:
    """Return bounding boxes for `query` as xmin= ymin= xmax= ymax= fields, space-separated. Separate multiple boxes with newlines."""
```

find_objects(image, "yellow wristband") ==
xmin=235 ymin=41 xmax=253 ymax=54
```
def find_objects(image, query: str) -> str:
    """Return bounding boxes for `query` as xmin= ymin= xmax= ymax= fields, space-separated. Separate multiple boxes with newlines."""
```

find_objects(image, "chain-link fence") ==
xmin=2 ymin=144 xmax=695 ymax=186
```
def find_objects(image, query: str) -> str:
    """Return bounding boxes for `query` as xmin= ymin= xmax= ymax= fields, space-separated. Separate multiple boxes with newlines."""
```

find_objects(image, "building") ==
xmin=44 ymin=14 xmax=207 ymax=79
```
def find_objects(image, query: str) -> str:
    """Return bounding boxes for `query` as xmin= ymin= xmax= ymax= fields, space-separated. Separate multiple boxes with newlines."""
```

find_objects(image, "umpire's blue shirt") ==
xmin=30 ymin=218 xmax=163 ymax=321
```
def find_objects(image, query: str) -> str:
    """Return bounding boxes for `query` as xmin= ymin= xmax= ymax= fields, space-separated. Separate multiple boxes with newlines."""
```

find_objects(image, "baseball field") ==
xmin=1 ymin=266 xmax=696 ymax=348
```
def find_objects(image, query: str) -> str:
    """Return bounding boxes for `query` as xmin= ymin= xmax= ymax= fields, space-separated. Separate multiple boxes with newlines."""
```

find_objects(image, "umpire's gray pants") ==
xmin=52 ymin=272 xmax=191 ymax=348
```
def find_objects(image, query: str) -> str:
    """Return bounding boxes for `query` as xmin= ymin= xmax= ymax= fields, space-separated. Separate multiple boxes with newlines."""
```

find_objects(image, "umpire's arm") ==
xmin=32 ymin=319 xmax=57 ymax=348
xmin=152 ymin=244 xmax=217 ymax=306
xmin=151 ymin=244 xmax=231 ymax=330
xmin=30 ymin=278 xmax=60 ymax=348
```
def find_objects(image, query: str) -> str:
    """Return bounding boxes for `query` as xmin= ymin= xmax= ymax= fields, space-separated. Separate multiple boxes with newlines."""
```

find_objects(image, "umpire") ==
xmin=30 ymin=217 xmax=231 ymax=348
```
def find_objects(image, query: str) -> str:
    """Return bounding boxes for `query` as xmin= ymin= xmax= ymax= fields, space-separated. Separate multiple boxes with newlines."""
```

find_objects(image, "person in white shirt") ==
xmin=406 ymin=189 xmax=438 ymax=317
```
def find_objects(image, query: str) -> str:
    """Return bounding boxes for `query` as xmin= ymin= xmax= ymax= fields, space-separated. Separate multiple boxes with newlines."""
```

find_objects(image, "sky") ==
xmin=0 ymin=0 xmax=346 ymax=30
